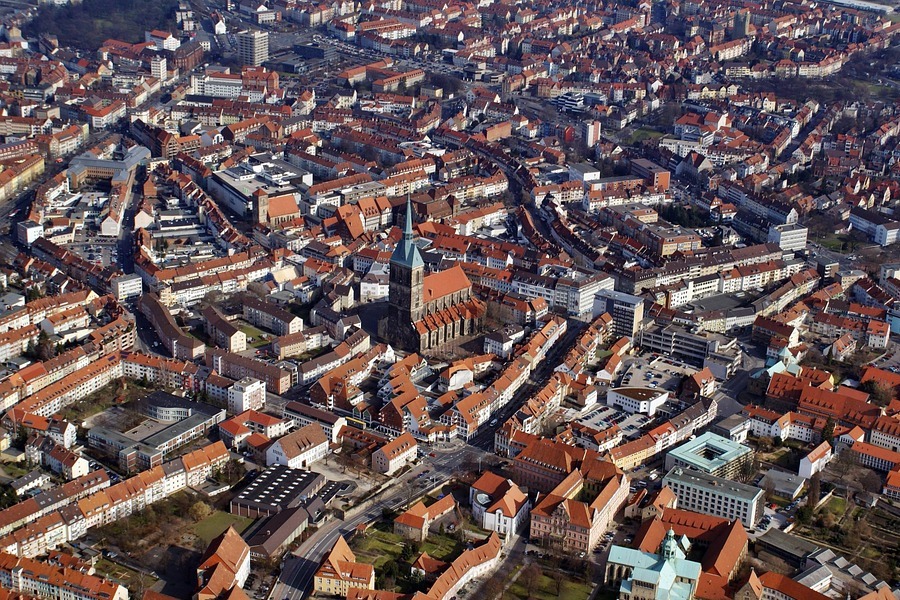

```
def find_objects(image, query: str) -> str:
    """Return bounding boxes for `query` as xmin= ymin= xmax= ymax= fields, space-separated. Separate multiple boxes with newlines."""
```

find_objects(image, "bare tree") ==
xmin=807 ymin=473 xmax=821 ymax=508
xmin=519 ymin=564 xmax=542 ymax=595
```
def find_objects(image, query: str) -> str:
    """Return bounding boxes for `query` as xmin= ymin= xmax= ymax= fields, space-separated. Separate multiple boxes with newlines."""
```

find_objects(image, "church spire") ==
xmin=391 ymin=193 xmax=424 ymax=268
xmin=403 ymin=193 xmax=414 ymax=242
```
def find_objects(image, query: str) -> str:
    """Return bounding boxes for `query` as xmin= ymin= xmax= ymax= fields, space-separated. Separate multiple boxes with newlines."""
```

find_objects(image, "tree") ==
xmin=764 ymin=479 xmax=776 ymax=502
xmin=519 ymin=564 xmax=542 ymax=595
xmin=400 ymin=541 xmax=420 ymax=563
xmin=807 ymin=473 xmax=821 ymax=508
xmin=861 ymin=470 xmax=883 ymax=494
xmin=737 ymin=454 xmax=759 ymax=484
xmin=796 ymin=505 xmax=814 ymax=524
xmin=860 ymin=380 xmax=893 ymax=406
xmin=822 ymin=418 xmax=835 ymax=443
xmin=551 ymin=570 xmax=564 ymax=595
xmin=188 ymin=501 xmax=212 ymax=522
xmin=832 ymin=450 xmax=858 ymax=496
xmin=483 ymin=575 xmax=505 ymax=599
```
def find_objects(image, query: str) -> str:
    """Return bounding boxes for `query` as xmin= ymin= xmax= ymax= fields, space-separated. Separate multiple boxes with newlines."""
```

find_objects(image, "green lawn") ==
xmin=504 ymin=572 xmax=592 ymax=600
xmin=192 ymin=511 xmax=254 ymax=544
xmin=422 ymin=533 xmax=464 ymax=562
xmin=236 ymin=321 xmax=270 ymax=348
xmin=351 ymin=529 xmax=406 ymax=569
xmin=625 ymin=128 xmax=664 ymax=145
xmin=824 ymin=497 xmax=846 ymax=515
xmin=94 ymin=558 xmax=157 ymax=591
xmin=351 ymin=525 xmax=464 ymax=570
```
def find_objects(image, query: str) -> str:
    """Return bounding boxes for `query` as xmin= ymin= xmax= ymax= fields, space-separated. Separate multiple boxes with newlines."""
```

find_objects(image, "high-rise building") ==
xmin=593 ymin=289 xmax=645 ymax=338
xmin=150 ymin=55 xmax=167 ymax=81
xmin=579 ymin=120 xmax=602 ymax=148
xmin=238 ymin=30 xmax=269 ymax=66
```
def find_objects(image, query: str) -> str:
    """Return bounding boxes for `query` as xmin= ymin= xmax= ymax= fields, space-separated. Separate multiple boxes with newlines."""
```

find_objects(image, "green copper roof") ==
xmin=391 ymin=196 xmax=424 ymax=269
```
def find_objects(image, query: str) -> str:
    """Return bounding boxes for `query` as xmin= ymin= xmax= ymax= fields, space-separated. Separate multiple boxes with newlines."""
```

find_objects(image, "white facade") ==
xmin=470 ymin=489 xmax=530 ymax=539
xmin=767 ymin=223 xmax=808 ymax=252
xmin=798 ymin=442 xmax=833 ymax=480
xmin=227 ymin=377 xmax=266 ymax=414
xmin=662 ymin=468 xmax=764 ymax=527
xmin=265 ymin=434 xmax=328 ymax=469
xmin=112 ymin=274 xmax=143 ymax=302
xmin=607 ymin=387 xmax=669 ymax=417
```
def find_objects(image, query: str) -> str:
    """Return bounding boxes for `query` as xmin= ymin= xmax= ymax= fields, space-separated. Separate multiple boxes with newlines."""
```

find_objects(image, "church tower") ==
xmin=385 ymin=197 xmax=425 ymax=350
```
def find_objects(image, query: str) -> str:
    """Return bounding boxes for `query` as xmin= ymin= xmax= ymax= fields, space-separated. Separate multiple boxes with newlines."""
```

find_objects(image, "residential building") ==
xmin=227 ymin=377 xmax=266 ymax=414
xmin=238 ymin=30 xmax=269 ymax=66
xmin=372 ymin=432 xmax=417 ymax=475
xmin=196 ymin=526 xmax=251 ymax=599
xmin=265 ymin=423 xmax=329 ymax=469
xmin=593 ymin=290 xmax=644 ymax=338
xmin=314 ymin=536 xmax=375 ymax=596
xmin=282 ymin=402 xmax=347 ymax=444
xmin=393 ymin=495 xmax=456 ymax=542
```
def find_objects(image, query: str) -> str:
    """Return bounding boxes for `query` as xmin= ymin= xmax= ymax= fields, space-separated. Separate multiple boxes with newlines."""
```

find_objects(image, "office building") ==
xmin=593 ymin=289 xmax=644 ymax=338
xmin=639 ymin=323 xmax=741 ymax=379
xmin=662 ymin=467 xmax=765 ymax=527
xmin=238 ymin=30 xmax=269 ymax=66
xmin=767 ymin=223 xmax=808 ymax=252
xmin=664 ymin=432 xmax=753 ymax=479
xmin=607 ymin=387 xmax=669 ymax=417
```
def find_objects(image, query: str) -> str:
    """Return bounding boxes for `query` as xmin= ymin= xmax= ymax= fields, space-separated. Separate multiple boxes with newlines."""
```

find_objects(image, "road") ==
xmin=271 ymin=440 xmax=489 ymax=600
xmin=468 ymin=319 xmax=587 ymax=451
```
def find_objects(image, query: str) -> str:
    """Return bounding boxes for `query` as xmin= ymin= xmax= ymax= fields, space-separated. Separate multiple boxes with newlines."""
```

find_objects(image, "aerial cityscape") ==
xmin=0 ymin=0 xmax=894 ymax=598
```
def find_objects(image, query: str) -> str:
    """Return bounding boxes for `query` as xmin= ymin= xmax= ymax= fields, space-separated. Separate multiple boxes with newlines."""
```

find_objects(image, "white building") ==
xmin=265 ymin=423 xmax=329 ymax=469
xmin=282 ymin=401 xmax=347 ymax=444
xmin=607 ymin=387 xmax=669 ymax=417
xmin=767 ymin=223 xmax=808 ymax=252
xmin=111 ymin=274 xmax=143 ymax=302
xmin=17 ymin=221 xmax=43 ymax=246
xmin=662 ymin=467 xmax=765 ymax=527
xmin=798 ymin=441 xmax=833 ymax=479
xmin=469 ymin=472 xmax=530 ymax=540
xmin=150 ymin=55 xmax=167 ymax=82
xmin=145 ymin=29 xmax=180 ymax=51
xmin=227 ymin=377 xmax=266 ymax=414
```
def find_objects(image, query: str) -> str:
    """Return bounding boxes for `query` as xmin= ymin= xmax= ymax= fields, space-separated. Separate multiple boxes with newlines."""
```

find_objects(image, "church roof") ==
xmin=423 ymin=265 xmax=471 ymax=302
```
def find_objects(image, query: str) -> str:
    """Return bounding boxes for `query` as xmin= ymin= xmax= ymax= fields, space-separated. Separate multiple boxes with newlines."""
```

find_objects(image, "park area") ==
xmin=351 ymin=521 xmax=465 ymax=570
xmin=501 ymin=563 xmax=594 ymax=600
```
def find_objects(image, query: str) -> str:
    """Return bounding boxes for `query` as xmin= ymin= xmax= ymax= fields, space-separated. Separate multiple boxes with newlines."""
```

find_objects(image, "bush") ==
xmin=189 ymin=501 xmax=213 ymax=522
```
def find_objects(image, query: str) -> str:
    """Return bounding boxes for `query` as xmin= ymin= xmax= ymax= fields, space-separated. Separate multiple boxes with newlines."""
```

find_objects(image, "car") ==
xmin=490 ymin=419 xmax=498 ymax=426
xmin=429 ymin=452 xmax=436 ymax=457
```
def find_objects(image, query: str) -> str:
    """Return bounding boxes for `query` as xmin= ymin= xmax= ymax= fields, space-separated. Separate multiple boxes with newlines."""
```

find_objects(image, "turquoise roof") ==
xmin=609 ymin=539 xmax=701 ymax=600
xmin=391 ymin=196 xmax=424 ymax=269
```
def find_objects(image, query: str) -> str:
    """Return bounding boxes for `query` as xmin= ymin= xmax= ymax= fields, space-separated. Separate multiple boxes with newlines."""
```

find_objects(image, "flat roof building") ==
xmin=230 ymin=465 xmax=325 ymax=518
xmin=664 ymin=432 xmax=753 ymax=479
xmin=662 ymin=467 xmax=765 ymax=527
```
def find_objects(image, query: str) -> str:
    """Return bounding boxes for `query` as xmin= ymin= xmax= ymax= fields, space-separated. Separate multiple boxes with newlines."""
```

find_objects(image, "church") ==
xmin=380 ymin=199 xmax=486 ymax=353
